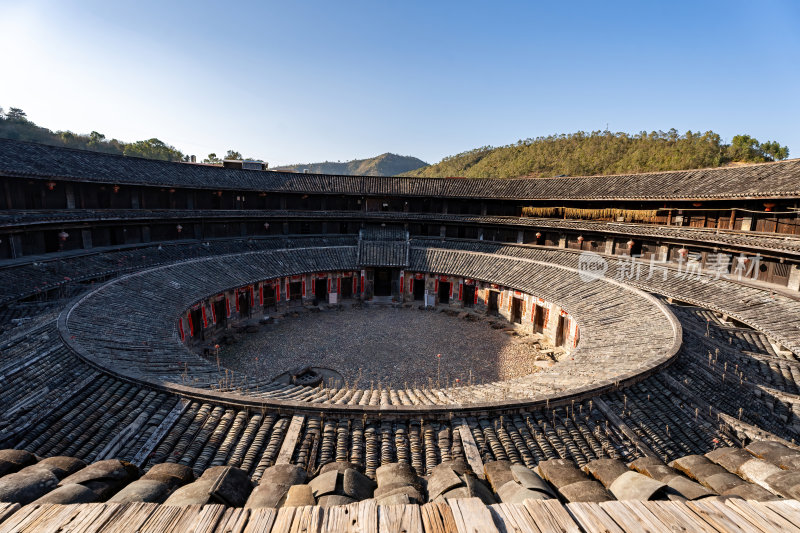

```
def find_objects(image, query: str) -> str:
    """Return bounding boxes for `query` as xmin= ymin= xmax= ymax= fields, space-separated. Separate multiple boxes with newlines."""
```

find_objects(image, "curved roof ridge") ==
xmin=1 ymin=138 xmax=799 ymax=200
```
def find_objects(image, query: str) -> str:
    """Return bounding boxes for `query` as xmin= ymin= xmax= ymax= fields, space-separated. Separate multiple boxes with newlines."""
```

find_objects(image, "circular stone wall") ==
xmin=60 ymin=244 xmax=681 ymax=413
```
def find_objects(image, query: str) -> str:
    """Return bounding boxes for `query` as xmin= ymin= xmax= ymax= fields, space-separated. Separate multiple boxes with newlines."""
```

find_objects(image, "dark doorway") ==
xmin=555 ymin=315 xmax=566 ymax=347
xmin=511 ymin=297 xmax=523 ymax=324
xmin=238 ymin=291 xmax=251 ymax=318
xmin=314 ymin=279 xmax=328 ymax=304
xmin=463 ymin=285 xmax=475 ymax=307
xmin=44 ymin=231 xmax=60 ymax=253
xmin=289 ymin=281 xmax=303 ymax=301
xmin=413 ymin=278 xmax=425 ymax=301
xmin=25 ymin=188 xmax=43 ymax=209
xmin=533 ymin=305 xmax=546 ymax=334
xmin=213 ymin=299 xmax=227 ymax=328
xmin=487 ymin=291 xmax=499 ymax=314
xmin=190 ymin=308 xmax=204 ymax=339
xmin=438 ymin=281 xmax=451 ymax=304
xmin=341 ymin=277 xmax=353 ymax=299
xmin=263 ymin=286 xmax=277 ymax=309
xmin=98 ymin=188 xmax=111 ymax=208
xmin=374 ymin=269 xmax=392 ymax=296
xmin=109 ymin=227 xmax=124 ymax=246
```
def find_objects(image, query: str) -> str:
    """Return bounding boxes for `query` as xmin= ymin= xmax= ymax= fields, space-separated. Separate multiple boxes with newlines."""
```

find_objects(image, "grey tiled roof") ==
xmin=357 ymin=224 xmax=409 ymax=266
xmin=2 ymin=138 xmax=800 ymax=200
xmin=356 ymin=241 xmax=409 ymax=267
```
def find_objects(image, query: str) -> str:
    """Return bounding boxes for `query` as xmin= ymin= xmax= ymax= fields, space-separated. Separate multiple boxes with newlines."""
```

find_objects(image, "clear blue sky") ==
xmin=1 ymin=0 xmax=798 ymax=166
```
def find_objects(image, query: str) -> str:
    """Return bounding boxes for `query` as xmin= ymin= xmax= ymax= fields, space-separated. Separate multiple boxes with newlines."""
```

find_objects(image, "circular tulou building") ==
xmin=1 ymin=138 xmax=800 ymax=531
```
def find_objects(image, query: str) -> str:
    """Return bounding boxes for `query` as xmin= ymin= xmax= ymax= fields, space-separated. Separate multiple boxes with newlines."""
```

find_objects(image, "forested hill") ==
xmin=273 ymin=153 xmax=428 ymax=176
xmin=0 ymin=107 xmax=187 ymax=162
xmin=402 ymin=130 xmax=790 ymax=179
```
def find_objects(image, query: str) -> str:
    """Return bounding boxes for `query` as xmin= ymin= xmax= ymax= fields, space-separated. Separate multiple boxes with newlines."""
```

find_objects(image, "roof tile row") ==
xmin=3 ymin=139 xmax=800 ymax=200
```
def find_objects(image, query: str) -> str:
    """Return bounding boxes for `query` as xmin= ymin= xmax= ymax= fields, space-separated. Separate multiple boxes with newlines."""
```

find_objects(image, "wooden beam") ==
xmin=457 ymin=423 xmax=485 ymax=480
xmin=276 ymin=415 xmax=305 ymax=465
xmin=131 ymin=399 xmax=190 ymax=468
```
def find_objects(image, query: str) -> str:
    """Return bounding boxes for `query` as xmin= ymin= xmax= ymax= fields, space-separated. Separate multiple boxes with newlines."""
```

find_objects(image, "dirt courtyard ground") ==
xmin=214 ymin=306 xmax=543 ymax=389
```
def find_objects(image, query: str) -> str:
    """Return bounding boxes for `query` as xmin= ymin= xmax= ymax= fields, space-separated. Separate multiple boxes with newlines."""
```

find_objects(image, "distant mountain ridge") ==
xmin=273 ymin=153 xmax=428 ymax=176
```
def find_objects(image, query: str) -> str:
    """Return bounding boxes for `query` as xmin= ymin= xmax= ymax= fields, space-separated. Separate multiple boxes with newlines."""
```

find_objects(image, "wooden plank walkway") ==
xmin=0 ymin=498 xmax=798 ymax=532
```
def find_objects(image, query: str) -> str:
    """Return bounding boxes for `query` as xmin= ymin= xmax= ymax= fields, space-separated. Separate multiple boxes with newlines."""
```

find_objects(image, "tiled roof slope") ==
xmin=2 ymin=139 xmax=800 ymax=200
xmin=357 ymin=224 xmax=410 ymax=266
xmin=357 ymin=241 xmax=409 ymax=267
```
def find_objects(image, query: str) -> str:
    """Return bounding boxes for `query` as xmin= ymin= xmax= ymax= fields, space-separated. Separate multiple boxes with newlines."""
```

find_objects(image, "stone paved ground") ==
xmin=213 ymin=306 xmax=544 ymax=389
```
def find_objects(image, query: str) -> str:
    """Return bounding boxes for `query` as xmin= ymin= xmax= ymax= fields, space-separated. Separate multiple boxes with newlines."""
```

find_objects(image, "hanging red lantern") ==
xmin=577 ymin=235 xmax=584 ymax=243
xmin=264 ymin=222 xmax=270 ymax=231
xmin=627 ymin=239 xmax=635 ymax=249
xmin=113 ymin=185 xmax=120 ymax=193
xmin=176 ymin=224 xmax=183 ymax=233
xmin=535 ymin=232 xmax=542 ymax=239
xmin=46 ymin=181 xmax=57 ymax=191
xmin=58 ymin=231 xmax=69 ymax=241
xmin=763 ymin=202 xmax=776 ymax=212
xmin=678 ymin=247 xmax=688 ymax=258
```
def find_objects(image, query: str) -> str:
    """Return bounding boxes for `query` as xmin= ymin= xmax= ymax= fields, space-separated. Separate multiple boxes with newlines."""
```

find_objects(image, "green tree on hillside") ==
xmin=123 ymin=138 xmax=184 ymax=161
xmin=760 ymin=140 xmax=789 ymax=161
xmin=87 ymin=131 xmax=105 ymax=148
xmin=727 ymin=135 xmax=790 ymax=163
xmin=5 ymin=107 xmax=27 ymax=121
xmin=727 ymin=135 xmax=763 ymax=162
